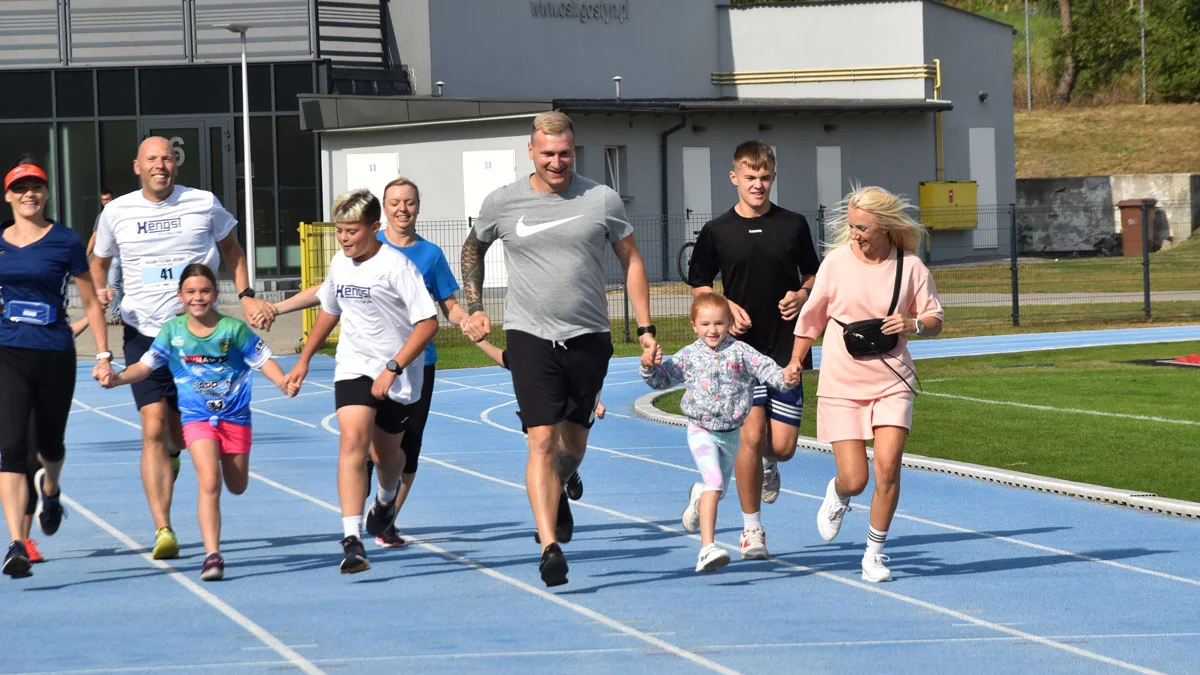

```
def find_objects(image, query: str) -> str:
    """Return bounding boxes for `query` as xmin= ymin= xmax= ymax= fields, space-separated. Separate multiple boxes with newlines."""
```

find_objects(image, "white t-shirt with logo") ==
xmin=317 ymin=244 xmax=437 ymax=404
xmin=94 ymin=186 xmax=237 ymax=337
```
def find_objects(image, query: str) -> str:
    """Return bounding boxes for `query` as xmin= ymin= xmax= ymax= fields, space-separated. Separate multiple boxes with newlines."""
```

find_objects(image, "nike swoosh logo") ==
xmin=515 ymin=215 xmax=581 ymax=237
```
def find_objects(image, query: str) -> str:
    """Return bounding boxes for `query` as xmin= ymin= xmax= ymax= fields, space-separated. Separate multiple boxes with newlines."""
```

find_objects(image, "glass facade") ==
xmin=0 ymin=62 xmax=320 ymax=276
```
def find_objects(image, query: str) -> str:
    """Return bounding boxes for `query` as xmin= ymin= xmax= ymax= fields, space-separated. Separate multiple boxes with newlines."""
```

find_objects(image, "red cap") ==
xmin=4 ymin=164 xmax=48 ymax=191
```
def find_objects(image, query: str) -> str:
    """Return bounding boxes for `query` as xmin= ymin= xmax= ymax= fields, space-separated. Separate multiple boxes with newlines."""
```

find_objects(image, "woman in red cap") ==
xmin=0 ymin=153 xmax=109 ymax=579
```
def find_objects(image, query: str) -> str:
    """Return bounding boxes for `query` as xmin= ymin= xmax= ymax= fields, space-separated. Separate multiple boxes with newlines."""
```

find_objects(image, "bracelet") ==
xmin=95 ymin=351 xmax=113 ymax=361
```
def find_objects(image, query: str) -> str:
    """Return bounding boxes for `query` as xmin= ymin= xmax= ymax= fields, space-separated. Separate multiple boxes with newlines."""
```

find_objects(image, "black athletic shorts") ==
xmin=334 ymin=376 xmax=413 ymax=435
xmin=123 ymin=324 xmax=179 ymax=412
xmin=399 ymin=364 xmax=435 ymax=474
xmin=505 ymin=330 xmax=612 ymax=429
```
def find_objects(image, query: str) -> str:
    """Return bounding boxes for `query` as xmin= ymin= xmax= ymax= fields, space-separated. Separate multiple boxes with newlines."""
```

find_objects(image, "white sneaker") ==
xmin=861 ymin=552 xmax=893 ymax=582
xmin=739 ymin=527 xmax=769 ymax=560
xmin=681 ymin=483 xmax=703 ymax=533
xmin=762 ymin=459 xmax=781 ymax=504
xmin=695 ymin=544 xmax=731 ymax=573
xmin=816 ymin=478 xmax=850 ymax=542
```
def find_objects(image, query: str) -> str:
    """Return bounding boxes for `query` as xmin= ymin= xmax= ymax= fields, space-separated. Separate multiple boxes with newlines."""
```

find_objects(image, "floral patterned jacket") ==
xmin=640 ymin=336 xmax=791 ymax=432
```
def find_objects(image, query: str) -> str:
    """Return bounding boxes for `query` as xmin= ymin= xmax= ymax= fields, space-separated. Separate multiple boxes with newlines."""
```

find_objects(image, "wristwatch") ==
xmin=637 ymin=324 xmax=657 ymax=337
xmin=238 ymin=287 xmax=256 ymax=299
xmin=95 ymin=351 xmax=113 ymax=361
xmin=385 ymin=359 xmax=403 ymax=374
xmin=914 ymin=319 xmax=926 ymax=336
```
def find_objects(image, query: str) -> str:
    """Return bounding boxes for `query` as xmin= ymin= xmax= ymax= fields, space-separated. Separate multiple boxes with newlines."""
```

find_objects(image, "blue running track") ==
xmin=5 ymin=326 xmax=1200 ymax=674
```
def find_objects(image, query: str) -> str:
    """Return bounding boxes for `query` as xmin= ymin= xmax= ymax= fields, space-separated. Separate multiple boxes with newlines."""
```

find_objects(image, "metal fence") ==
xmin=298 ymin=200 xmax=1199 ymax=348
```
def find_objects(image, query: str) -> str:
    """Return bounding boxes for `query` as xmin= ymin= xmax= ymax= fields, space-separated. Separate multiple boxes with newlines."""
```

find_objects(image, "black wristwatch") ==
xmin=637 ymin=324 xmax=657 ymax=337
xmin=385 ymin=359 xmax=403 ymax=374
xmin=238 ymin=287 xmax=256 ymax=299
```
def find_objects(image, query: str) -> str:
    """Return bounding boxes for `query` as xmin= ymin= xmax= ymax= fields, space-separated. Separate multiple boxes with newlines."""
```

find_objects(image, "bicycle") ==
xmin=676 ymin=229 xmax=700 ymax=281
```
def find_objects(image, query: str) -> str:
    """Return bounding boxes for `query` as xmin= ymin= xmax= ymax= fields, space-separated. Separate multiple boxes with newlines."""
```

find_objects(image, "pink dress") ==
xmin=795 ymin=244 xmax=944 ymax=403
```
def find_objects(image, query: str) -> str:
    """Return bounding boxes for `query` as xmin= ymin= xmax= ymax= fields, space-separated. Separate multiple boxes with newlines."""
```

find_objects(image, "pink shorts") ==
xmin=182 ymin=420 xmax=252 ymax=455
xmin=816 ymin=393 xmax=915 ymax=443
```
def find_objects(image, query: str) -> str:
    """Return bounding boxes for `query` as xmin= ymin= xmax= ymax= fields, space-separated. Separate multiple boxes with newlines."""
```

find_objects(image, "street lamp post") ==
xmin=216 ymin=23 xmax=255 ymax=286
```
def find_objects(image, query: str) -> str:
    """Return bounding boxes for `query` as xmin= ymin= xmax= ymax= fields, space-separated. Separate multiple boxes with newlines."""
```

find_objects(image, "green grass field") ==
xmin=651 ymin=341 xmax=1200 ymax=503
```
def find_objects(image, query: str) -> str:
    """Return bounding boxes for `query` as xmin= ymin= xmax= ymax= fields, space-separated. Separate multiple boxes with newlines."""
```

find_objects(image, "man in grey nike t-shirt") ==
xmin=461 ymin=111 xmax=657 ymax=587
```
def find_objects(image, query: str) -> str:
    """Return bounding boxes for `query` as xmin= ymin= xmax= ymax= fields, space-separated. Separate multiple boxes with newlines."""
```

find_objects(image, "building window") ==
xmin=56 ymin=71 xmax=95 ymax=118
xmin=140 ymin=66 xmax=230 ymax=116
xmin=97 ymin=70 xmax=137 ymax=117
xmin=604 ymin=145 xmax=627 ymax=197
xmin=0 ymin=72 xmax=52 ymax=119
xmin=58 ymin=122 xmax=99 ymax=237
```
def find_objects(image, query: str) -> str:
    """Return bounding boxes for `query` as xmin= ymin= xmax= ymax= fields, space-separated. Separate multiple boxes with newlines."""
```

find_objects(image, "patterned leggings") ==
xmin=686 ymin=423 xmax=740 ymax=496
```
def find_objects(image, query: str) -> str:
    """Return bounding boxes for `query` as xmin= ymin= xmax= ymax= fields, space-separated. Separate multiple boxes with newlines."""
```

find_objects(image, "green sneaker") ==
xmin=170 ymin=454 xmax=181 ymax=483
xmin=153 ymin=526 xmax=179 ymax=560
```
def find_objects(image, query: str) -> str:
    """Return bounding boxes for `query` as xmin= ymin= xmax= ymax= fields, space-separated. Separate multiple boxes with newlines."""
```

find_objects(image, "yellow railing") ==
xmin=298 ymin=221 xmax=340 ymax=346
xmin=712 ymin=63 xmax=939 ymax=86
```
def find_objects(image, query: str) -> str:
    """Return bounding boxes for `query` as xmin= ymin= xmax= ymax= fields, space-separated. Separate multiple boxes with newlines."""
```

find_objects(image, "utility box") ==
xmin=919 ymin=181 xmax=978 ymax=230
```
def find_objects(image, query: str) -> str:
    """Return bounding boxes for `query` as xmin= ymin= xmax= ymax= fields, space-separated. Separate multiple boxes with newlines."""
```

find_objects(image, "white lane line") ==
xmin=250 ymin=407 xmax=317 ymax=429
xmin=923 ymin=391 xmax=1200 ymax=426
xmin=247 ymin=472 xmax=739 ymax=674
xmin=429 ymin=410 xmax=482 ymax=425
xmin=468 ymin=405 xmax=1163 ymax=674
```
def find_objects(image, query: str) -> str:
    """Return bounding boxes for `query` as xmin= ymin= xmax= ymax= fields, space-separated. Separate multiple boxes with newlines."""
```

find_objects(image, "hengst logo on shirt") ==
xmin=137 ymin=218 xmax=182 ymax=235
xmin=336 ymin=285 xmax=372 ymax=300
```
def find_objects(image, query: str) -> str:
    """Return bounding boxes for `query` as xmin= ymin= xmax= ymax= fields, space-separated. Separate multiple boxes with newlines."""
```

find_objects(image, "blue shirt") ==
xmin=142 ymin=314 xmax=272 ymax=426
xmin=0 ymin=221 xmax=88 ymax=351
xmin=377 ymin=232 xmax=459 ymax=366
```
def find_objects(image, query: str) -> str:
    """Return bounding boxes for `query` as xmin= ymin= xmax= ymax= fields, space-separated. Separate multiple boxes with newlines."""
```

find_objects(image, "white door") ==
xmin=969 ymin=127 xmax=998 ymax=249
xmin=462 ymin=150 xmax=516 ymax=287
xmin=682 ymin=147 xmax=712 ymax=279
xmin=816 ymin=146 xmax=842 ymax=246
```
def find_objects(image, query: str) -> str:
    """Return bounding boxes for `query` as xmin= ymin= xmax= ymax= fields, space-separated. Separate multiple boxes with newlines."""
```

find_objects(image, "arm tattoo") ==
xmin=461 ymin=229 xmax=492 ymax=313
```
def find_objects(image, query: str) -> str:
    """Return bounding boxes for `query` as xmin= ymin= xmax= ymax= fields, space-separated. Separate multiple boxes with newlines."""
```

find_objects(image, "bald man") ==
xmin=90 ymin=136 xmax=276 ymax=559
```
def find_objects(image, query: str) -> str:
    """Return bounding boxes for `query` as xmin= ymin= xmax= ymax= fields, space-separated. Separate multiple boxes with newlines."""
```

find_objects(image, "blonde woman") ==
xmin=788 ymin=186 xmax=944 ymax=583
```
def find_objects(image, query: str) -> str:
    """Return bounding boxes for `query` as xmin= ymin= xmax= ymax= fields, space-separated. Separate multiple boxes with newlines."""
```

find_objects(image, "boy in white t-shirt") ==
xmin=285 ymin=189 xmax=437 ymax=574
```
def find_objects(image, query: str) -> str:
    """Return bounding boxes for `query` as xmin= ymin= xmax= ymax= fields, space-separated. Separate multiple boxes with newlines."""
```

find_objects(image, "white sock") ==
xmin=742 ymin=511 xmax=762 ymax=531
xmin=342 ymin=515 xmax=362 ymax=540
xmin=866 ymin=526 xmax=888 ymax=556
xmin=377 ymin=484 xmax=398 ymax=505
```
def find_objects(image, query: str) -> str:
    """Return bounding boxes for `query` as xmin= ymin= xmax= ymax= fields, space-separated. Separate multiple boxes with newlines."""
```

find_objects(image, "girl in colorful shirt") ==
xmin=641 ymin=293 xmax=800 ymax=572
xmin=104 ymin=264 xmax=293 ymax=581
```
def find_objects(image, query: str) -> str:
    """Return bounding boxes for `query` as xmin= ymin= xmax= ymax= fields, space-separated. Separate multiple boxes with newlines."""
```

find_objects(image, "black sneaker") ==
xmin=539 ymin=543 xmax=569 ymax=587
xmin=3 ymin=541 xmax=32 ymax=579
xmin=565 ymin=471 xmax=584 ymax=501
xmin=340 ymin=536 xmax=370 ymax=574
xmin=534 ymin=491 xmax=574 ymax=544
xmin=34 ymin=468 xmax=65 ymax=536
xmin=374 ymin=524 xmax=406 ymax=548
xmin=363 ymin=497 xmax=398 ymax=537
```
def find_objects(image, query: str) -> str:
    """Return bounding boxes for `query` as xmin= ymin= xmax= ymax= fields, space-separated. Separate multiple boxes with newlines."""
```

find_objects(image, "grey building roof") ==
xmin=300 ymin=95 xmax=952 ymax=133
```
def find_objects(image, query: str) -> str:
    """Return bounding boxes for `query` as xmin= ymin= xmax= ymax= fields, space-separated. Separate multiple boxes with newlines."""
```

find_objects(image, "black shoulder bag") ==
xmin=834 ymin=249 xmax=904 ymax=358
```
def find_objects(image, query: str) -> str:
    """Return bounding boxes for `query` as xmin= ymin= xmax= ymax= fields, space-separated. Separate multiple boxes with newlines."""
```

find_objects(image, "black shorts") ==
xmin=505 ymin=330 xmax=612 ymax=429
xmin=123 ymin=324 xmax=179 ymax=412
xmin=399 ymin=364 xmax=435 ymax=473
xmin=334 ymin=376 xmax=413 ymax=435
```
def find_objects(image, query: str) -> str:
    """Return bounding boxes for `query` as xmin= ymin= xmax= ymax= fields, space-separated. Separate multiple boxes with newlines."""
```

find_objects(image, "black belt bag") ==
xmin=833 ymin=249 xmax=904 ymax=358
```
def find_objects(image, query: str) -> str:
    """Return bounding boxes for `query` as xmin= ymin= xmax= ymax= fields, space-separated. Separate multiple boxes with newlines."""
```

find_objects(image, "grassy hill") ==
xmin=1015 ymin=103 xmax=1200 ymax=177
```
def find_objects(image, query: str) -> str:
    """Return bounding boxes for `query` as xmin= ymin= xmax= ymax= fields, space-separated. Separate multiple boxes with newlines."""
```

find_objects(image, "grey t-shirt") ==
xmin=474 ymin=173 xmax=633 ymax=341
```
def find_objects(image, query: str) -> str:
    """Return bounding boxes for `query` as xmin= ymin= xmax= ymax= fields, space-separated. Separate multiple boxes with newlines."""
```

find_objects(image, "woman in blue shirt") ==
xmin=1 ymin=154 xmax=109 ymax=579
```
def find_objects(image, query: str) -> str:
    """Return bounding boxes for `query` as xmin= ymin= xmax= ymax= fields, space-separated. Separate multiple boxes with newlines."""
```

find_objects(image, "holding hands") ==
xmin=641 ymin=342 xmax=663 ymax=369
xmin=462 ymin=310 xmax=491 ymax=343
xmin=284 ymin=361 xmax=309 ymax=397
xmin=242 ymin=297 xmax=278 ymax=332
xmin=782 ymin=362 xmax=802 ymax=389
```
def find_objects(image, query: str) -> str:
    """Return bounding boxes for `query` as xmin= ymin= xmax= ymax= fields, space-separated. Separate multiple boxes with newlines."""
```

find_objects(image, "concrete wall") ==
xmin=389 ymin=0 xmax=432 ymax=95
xmin=1016 ymin=174 xmax=1200 ymax=253
xmin=423 ymin=0 xmax=721 ymax=99
xmin=718 ymin=2 xmax=927 ymax=100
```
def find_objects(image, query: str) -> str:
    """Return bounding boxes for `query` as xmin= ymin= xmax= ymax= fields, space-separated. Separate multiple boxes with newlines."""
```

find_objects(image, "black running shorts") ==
xmin=505 ymin=330 xmax=612 ymax=430
xmin=123 ymin=324 xmax=179 ymax=412
xmin=334 ymin=376 xmax=412 ymax=435
xmin=399 ymin=364 xmax=435 ymax=473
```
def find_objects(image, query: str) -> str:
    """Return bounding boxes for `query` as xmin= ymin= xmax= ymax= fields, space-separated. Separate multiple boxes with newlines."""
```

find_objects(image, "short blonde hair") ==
xmin=827 ymin=185 xmax=926 ymax=253
xmin=532 ymin=111 xmax=574 ymax=137
xmin=332 ymin=188 xmax=381 ymax=224
xmin=383 ymin=177 xmax=420 ymax=205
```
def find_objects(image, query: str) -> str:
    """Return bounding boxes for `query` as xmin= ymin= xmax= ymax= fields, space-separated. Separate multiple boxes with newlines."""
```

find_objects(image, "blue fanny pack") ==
xmin=2 ymin=300 xmax=57 ymax=326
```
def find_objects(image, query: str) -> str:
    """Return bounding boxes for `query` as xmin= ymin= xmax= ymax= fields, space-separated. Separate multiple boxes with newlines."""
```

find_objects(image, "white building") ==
xmin=303 ymin=0 xmax=1016 ymax=275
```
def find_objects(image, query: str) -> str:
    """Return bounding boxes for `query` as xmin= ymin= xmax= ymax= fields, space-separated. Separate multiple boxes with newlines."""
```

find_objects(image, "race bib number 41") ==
xmin=141 ymin=254 xmax=190 ymax=288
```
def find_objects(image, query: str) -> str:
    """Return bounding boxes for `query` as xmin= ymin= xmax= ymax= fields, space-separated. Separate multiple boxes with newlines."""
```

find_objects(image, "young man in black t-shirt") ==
xmin=686 ymin=141 xmax=820 ymax=560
